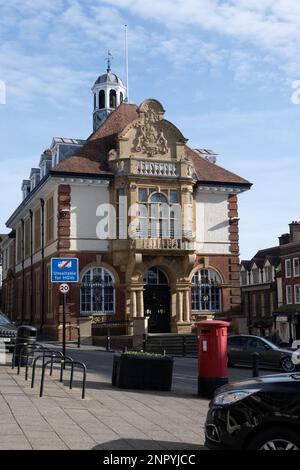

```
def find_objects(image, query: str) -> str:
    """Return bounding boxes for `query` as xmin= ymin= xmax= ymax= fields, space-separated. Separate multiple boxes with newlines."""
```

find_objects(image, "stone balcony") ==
xmin=131 ymin=238 xmax=195 ymax=252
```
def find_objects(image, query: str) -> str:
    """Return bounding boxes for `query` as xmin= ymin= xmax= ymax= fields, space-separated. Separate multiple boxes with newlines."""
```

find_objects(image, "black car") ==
xmin=228 ymin=334 xmax=297 ymax=372
xmin=205 ymin=372 xmax=300 ymax=450
xmin=0 ymin=312 xmax=17 ymax=352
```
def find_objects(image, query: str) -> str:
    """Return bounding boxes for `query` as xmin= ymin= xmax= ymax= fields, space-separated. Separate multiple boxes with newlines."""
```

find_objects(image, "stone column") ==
xmin=130 ymin=290 xmax=137 ymax=318
xmin=105 ymin=88 xmax=110 ymax=109
xmin=184 ymin=290 xmax=190 ymax=322
xmin=138 ymin=289 xmax=144 ymax=317
xmin=177 ymin=291 xmax=183 ymax=323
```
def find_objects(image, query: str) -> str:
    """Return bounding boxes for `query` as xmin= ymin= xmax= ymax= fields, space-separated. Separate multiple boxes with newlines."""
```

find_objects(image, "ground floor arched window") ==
xmin=80 ymin=267 xmax=115 ymax=315
xmin=192 ymin=269 xmax=221 ymax=312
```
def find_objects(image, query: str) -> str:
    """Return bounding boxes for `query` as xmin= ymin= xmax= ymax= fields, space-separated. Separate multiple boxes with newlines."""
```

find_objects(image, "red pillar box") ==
xmin=197 ymin=320 xmax=230 ymax=398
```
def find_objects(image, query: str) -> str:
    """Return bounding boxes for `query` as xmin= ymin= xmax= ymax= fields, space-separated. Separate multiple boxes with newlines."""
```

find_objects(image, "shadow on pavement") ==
xmin=68 ymin=379 xmax=203 ymax=400
xmin=93 ymin=438 xmax=206 ymax=451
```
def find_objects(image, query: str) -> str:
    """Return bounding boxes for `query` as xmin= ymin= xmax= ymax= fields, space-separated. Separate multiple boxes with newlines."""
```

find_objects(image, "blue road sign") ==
xmin=51 ymin=258 xmax=79 ymax=283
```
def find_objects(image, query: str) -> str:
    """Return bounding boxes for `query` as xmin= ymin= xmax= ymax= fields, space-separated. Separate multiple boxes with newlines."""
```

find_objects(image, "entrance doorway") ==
xmin=144 ymin=267 xmax=170 ymax=333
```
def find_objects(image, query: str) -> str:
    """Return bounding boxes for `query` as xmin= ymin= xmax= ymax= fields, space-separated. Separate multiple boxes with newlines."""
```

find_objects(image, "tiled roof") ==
xmin=241 ymin=247 xmax=281 ymax=271
xmin=185 ymin=146 xmax=251 ymax=186
xmin=53 ymin=103 xmax=138 ymax=175
xmin=241 ymin=260 xmax=252 ymax=270
xmin=53 ymin=102 xmax=251 ymax=187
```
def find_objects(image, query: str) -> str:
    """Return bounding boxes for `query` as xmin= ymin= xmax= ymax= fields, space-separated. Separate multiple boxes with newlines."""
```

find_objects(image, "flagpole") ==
xmin=125 ymin=24 xmax=129 ymax=102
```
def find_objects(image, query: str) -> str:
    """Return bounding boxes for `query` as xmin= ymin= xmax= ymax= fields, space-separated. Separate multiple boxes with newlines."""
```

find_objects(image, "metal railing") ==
xmin=11 ymin=342 xmax=87 ymax=399
xmin=93 ymin=320 xmax=133 ymax=351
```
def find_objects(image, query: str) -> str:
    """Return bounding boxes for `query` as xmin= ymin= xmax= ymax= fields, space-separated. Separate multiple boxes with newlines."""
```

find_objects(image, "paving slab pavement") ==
xmin=0 ymin=346 xmax=275 ymax=450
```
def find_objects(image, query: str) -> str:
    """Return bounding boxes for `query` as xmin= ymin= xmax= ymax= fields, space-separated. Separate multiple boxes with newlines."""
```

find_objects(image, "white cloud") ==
xmin=102 ymin=0 xmax=300 ymax=76
xmin=2 ymin=0 xmax=299 ymax=107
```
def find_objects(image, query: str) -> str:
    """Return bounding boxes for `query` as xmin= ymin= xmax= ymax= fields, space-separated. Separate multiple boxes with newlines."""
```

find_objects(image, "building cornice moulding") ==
xmin=6 ymin=172 xmax=112 ymax=228
xmin=196 ymin=184 xmax=248 ymax=194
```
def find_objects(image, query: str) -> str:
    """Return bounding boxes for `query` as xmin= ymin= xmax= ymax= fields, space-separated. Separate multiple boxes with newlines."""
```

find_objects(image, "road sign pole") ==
xmin=62 ymin=292 xmax=66 ymax=358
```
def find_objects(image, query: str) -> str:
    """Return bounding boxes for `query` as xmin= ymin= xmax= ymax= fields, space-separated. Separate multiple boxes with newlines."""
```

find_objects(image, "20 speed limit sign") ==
xmin=59 ymin=283 xmax=70 ymax=294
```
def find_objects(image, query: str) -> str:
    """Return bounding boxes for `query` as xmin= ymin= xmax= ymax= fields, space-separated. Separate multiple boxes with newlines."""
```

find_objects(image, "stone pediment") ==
xmin=118 ymin=99 xmax=187 ymax=161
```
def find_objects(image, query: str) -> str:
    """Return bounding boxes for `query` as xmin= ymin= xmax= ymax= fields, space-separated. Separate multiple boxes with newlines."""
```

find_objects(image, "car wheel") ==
xmin=247 ymin=427 xmax=300 ymax=450
xmin=281 ymin=356 xmax=296 ymax=372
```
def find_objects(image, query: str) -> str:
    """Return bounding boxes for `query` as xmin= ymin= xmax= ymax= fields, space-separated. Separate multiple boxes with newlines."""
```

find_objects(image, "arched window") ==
xmin=192 ymin=269 xmax=221 ymax=312
xmin=136 ymin=189 xmax=181 ymax=239
xmin=80 ymin=267 xmax=115 ymax=315
xmin=99 ymin=90 xmax=105 ymax=109
xmin=120 ymin=92 xmax=124 ymax=103
xmin=110 ymin=89 xmax=116 ymax=108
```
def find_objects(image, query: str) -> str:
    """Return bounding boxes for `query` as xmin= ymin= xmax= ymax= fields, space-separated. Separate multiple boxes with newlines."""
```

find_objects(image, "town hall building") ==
xmin=0 ymin=59 xmax=252 ymax=341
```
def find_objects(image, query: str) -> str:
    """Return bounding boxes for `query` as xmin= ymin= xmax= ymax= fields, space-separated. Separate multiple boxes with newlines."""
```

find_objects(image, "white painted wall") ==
xmin=70 ymin=185 xmax=110 ymax=252
xmin=195 ymin=191 xmax=230 ymax=254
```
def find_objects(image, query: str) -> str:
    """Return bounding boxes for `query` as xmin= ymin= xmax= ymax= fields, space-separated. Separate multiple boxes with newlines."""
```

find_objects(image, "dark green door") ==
xmin=144 ymin=267 xmax=170 ymax=333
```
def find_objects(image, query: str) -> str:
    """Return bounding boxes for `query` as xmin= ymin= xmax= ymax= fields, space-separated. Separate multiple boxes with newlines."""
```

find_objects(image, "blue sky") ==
xmin=1 ymin=0 xmax=300 ymax=259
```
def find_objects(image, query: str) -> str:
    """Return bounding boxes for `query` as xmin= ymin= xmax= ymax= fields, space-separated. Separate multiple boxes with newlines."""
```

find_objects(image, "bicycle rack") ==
xmin=40 ymin=358 xmax=87 ymax=399
xmin=12 ymin=341 xmax=29 ymax=369
xmin=31 ymin=351 xmax=72 ymax=389
xmin=17 ymin=344 xmax=49 ymax=377
xmin=12 ymin=342 xmax=87 ymax=400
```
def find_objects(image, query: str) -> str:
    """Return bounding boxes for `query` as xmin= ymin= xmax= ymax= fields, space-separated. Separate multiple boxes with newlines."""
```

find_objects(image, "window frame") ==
xmin=286 ymin=285 xmax=293 ymax=305
xmin=285 ymin=259 xmax=292 ymax=278
xmin=293 ymin=258 xmax=300 ymax=277
xmin=80 ymin=267 xmax=116 ymax=316
xmin=46 ymin=196 xmax=54 ymax=245
xmin=136 ymin=188 xmax=180 ymax=239
xmin=191 ymin=269 xmax=222 ymax=313
xmin=294 ymin=285 xmax=300 ymax=304
xmin=34 ymin=208 xmax=41 ymax=252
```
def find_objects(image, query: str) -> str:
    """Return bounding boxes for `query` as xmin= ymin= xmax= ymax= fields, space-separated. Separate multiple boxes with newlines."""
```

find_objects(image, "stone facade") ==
xmin=1 ymin=97 xmax=251 ymax=340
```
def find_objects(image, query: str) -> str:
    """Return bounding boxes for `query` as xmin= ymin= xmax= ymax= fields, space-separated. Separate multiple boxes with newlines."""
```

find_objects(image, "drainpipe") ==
xmin=21 ymin=218 xmax=25 ymax=324
xmin=29 ymin=210 xmax=33 ymax=325
xmin=40 ymin=199 xmax=45 ymax=332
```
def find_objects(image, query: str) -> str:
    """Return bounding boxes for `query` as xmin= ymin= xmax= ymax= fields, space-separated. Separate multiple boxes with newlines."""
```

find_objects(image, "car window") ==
xmin=247 ymin=337 xmax=266 ymax=350
xmin=228 ymin=336 xmax=248 ymax=348
xmin=0 ymin=314 xmax=10 ymax=326
xmin=228 ymin=336 xmax=240 ymax=346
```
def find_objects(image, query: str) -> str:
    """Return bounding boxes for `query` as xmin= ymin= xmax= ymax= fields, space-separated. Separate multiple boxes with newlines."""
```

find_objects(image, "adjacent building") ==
xmin=241 ymin=221 xmax=300 ymax=344
xmin=273 ymin=222 xmax=300 ymax=344
xmin=1 ymin=61 xmax=252 ymax=341
xmin=240 ymin=248 xmax=281 ymax=338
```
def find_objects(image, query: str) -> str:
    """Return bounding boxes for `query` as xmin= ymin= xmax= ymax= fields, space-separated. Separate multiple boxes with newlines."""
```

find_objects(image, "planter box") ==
xmin=112 ymin=353 xmax=173 ymax=391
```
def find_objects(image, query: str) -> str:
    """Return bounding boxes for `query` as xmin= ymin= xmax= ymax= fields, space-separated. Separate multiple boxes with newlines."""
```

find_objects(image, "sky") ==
xmin=1 ymin=0 xmax=300 ymax=259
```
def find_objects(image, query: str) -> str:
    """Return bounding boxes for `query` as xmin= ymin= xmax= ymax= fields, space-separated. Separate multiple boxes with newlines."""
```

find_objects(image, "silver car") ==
xmin=227 ymin=335 xmax=298 ymax=372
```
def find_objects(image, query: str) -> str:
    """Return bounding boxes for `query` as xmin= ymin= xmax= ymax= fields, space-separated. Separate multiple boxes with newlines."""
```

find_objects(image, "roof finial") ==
xmin=107 ymin=50 xmax=112 ymax=73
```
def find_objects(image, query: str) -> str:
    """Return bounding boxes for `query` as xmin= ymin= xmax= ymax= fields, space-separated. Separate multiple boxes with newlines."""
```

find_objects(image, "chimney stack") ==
xmin=279 ymin=233 xmax=290 ymax=245
xmin=289 ymin=221 xmax=300 ymax=243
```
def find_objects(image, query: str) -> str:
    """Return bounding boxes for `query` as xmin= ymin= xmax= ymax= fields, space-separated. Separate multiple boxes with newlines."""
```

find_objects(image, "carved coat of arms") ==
xmin=133 ymin=104 xmax=168 ymax=157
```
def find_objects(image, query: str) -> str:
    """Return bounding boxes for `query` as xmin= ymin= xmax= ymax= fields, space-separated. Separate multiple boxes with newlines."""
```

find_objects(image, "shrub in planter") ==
xmin=112 ymin=351 xmax=173 ymax=391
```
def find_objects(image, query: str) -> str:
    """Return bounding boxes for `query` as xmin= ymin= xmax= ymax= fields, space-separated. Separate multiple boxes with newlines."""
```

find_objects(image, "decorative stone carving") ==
xmin=133 ymin=103 xmax=169 ymax=157
xmin=108 ymin=149 xmax=117 ymax=161
xmin=116 ymin=160 xmax=125 ymax=173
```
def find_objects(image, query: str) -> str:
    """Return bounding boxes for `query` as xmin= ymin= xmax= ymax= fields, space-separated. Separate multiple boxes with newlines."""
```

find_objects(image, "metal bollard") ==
xmin=77 ymin=327 xmax=81 ymax=349
xmin=252 ymin=352 xmax=260 ymax=377
xmin=106 ymin=326 xmax=111 ymax=351
xmin=31 ymin=351 xmax=64 ymax=389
